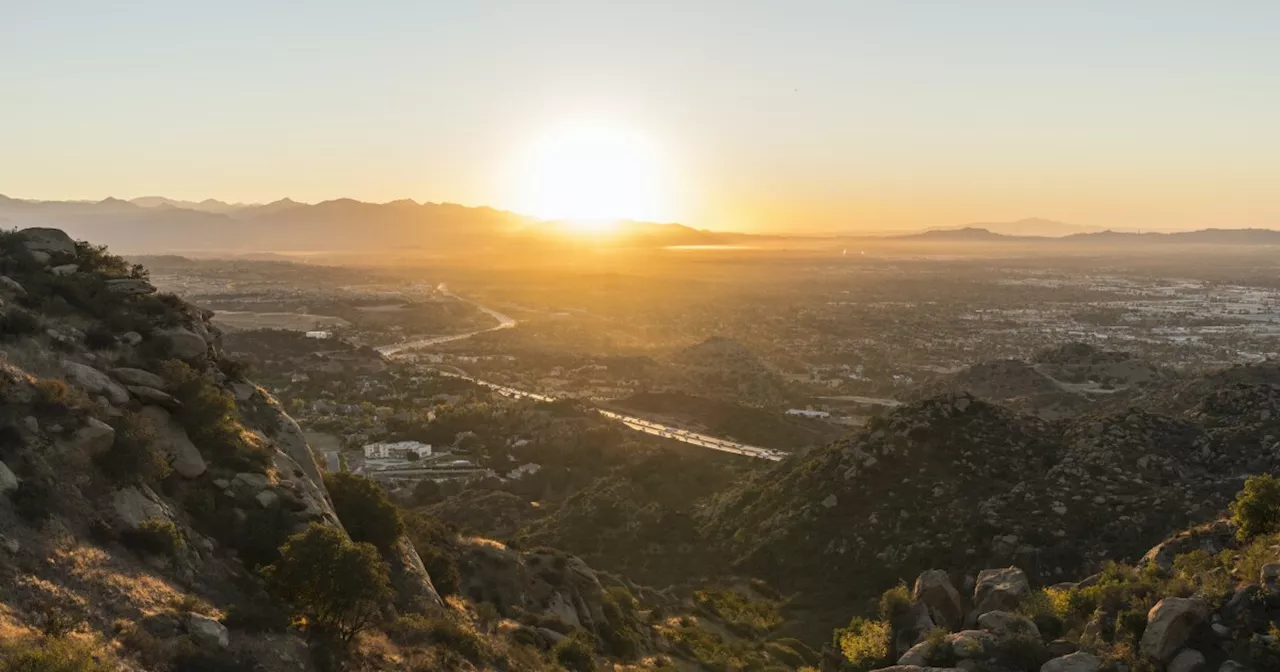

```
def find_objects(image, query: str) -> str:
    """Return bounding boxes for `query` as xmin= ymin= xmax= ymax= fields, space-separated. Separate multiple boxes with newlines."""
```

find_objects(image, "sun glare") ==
xmin=516 ymin=122 xmax=670 ymax=231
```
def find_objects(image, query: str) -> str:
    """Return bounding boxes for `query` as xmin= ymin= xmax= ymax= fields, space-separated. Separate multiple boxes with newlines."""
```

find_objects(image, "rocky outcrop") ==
xmin=914 ymin=570 xmax=964 ymax=631
xmin=0 ymin=461 xmax=18 ymax=494
xmin=62 ymin=360 xmax=130 ymax=405
xmin=456 ymin=539 xmax=607 ymax=632
xmin=109 ymin=367 xmax=168 ymax=389
xmin=386 ymin=537 xmax=444 ymax=614
xmin=153 ymin=327 xmax=209 ymax=361
xmin=16 ymin=227 xmax=76 ymax=256
xmin=111 ymin=485 xmax=174 ymax=530
xmin=1040 ymin=652 xmax=1101 ymax=672
xmin=972 ymin=567 xmax=1030 ymax=616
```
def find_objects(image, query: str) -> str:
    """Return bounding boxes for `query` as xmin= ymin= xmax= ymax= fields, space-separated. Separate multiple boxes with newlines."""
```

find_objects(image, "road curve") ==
xmin=377 ymin=292 xmax=786 ymax=462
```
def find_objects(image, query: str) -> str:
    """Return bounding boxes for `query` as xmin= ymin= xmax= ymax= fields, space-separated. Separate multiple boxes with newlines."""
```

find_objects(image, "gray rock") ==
xmin=1140 ymin=597 xmax=1209 ymax=663
xmin=186 ymin=612 xmax=229 ymax=649
xmin=17 ymin=227 xmax=76 ymax=256
xmin=153 ymin=327 xmax=208 ymax=361
xmin=973 ymin=567 xmax=1030 ymax=615
xmin=1168 ymin=649 xmax=1206 ymax=672
xmin=139 ymin=406 xmax=206 ymax=478
xmin=0 ymin=461 xmax=19 ymax=494
xmin=127 ymin=385 xmax=179 ymax=408
xmin=110 ymin=367 xmax=167 ymax=389
xmin=1046 ymin=639 xmax=1077 ymax=657
xmin=28 ymin=250 xmax=51 ymax=264
xmin=0 ymin=276 xmax=25 ymax=295
xmin=945 ymin=630 xmax=995 ymax=659
xmin=977 ymin=611 xmax=1040 ymax=639
xmin=898 ymin=639 xmax=937 ymax=666
xmin=1040 ymin=652 xmax=1101 ymax=672
xmin=915 ymin=569 xmax=965 ymax=631
xmin=62 ymin=360 xmax=130 ymax=406
xmin=1218 ymin=661 xmax=1253 ymax=672
xmin=255 ymin=490 xmax=279 ymax=508
xmin=121 ymin=331 xmax=143 ymax=346
xmin=69 ymin=417 xmax=116 ymax=454
xmin=2 ymin=536 xmax=19 ymax=554
xmin=105 ymin=278 xmax=155 ymax=295
xmin=111 ymin=486 xmax=171 ymax=530
xmin=51 ymin=263 xmax=79 ymax=276
xmin=232 ymin=472 xmax=272 ymax=492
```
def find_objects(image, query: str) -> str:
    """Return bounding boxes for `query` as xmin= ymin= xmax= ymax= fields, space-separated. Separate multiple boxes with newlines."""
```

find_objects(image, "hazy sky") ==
xmin=5 ymin=1 xmax=1279 ymax=232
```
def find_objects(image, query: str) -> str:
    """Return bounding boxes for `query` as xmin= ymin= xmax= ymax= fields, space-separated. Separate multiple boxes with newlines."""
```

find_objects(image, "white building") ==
xmin=362 ymin=440 xmax=432 ymax=459
xmin=305 ymin=330 xmax=332 ymax=339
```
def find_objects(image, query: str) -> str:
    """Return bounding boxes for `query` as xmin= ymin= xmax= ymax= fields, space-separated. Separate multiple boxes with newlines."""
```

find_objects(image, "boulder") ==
xmin=945 ymin=630 xmax=995 ymax=659
xmin=0 ymin=461 xmax=18 ymax=494
xmin=69 ymin=417 xmax=116 ymax=454
xmin=897 ymin=639 xmax=937 ymax=666
xmin=121 ymin=331 xmax=143 ymax=346
xmin=111 ymin=486 xmax=172 ymax=531
xmin=1040 ymin=652 xmax=1101 ymax=672
xmin=894 ymin=601 xmax=936 ymax=656
xmin=105 ymin=278 xmax=155 ymax=295
xmin=186 ymin=613 xmax=229 ymax=649
xmin=1217 ymin=662 xmax=1252 ymax=672
xmin=153 ymin=327 xmax=208 ymax=361
xmin=17 ymin=227 xmax=76 ymax=256
xmin=1140 ymin=597 xmax=1209 ymax=663
xmin=0 ymin=276 xmax=25 ymax=295
xmin=110 ymin=367 xmax=168 ymax=389
xmin=255 ymin=490 xmax=279 ymax=509
xmin=977 ymin=611 xmax=1040 ymax=639
xmin=973 ymin=567 xmax=1030 ymax=615
xmin=139 ymin=406 xmax=206 ymax=478
xmin=914 ymin=569 xmax=965 ymax=631
xmin=51 ymin=263 xmax=79 ymax=276
xmin=1168 ymin=649 xmax=1206 ymax=672
xmin=62 ymin=360 xmax=129 ymax=406
xmin=127 ymin=385 xmax=179 ymax=408
xmin=28 ymin=250 xmax=51 ymax=264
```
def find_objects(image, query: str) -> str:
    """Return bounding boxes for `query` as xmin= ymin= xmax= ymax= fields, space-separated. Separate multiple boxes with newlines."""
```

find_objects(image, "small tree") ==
xmin=834 ymin=617 xmax=891 ymax=671
xmin=324 ymin=472 xmax=404 ymax=552
xmin=262 ymin=524 xmax=391 ymax=643
xmin=1231 ymin=473 xmax=1280 ymax=541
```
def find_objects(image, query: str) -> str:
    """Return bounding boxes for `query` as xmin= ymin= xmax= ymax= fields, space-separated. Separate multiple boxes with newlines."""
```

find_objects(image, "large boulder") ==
xmin=1140 ymin=597 xmax=1209 ymax=663
xmin=1040 ymin=652 xmax=1101 ymax=672
xmin=914 ymin=569 xmax=964 ymax=631
xmin=0 ymin=276 xmax=25 ymax=295
xmin=111 ymin=486 xmax=173 ymax=531
xmin=139 ymin=406 xmax=206 ymax=479
xmin=977 ymin=611 xmax=1040 ymax=639
xmin=385 ymin=537 xmax=445 ymax=614
xmin=153 ymin=327 xmax=208 ymax=361
xmin=127 ymin=385 xmax=179 ymax=408
xmin=16 ymin=228 xmax=76 ymax=256
xmin=0 ymin=461 xmax=18 ymax=494
xmin=109 ymin=367 xmax=168 ymax=390
xmin=973 ymin=567 xmax=1030 ymax=616
xmin=62 ymin=360 xmax=129 ymax=406
xmin=186 ymin=613 xmax=229 ymax=649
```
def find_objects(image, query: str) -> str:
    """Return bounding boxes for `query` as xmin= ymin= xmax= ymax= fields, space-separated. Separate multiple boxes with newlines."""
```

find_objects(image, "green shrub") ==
xmin=0 ymin=635 xmax=116 ymax=671
xmin=96 ymin=411 xmax=170 ymax=484
xmin=877 ymin=583 xmax=912 ymax=621
xmin=834 ymin=617 xmax=892 ymax=671
xmin=262 ymin=524 xmax=391 ymax=643
xmin=386 ymin=614 xmax=486 ymax=663
xmin=992 ymin=633 xmax=1050 ymax=671
xmin=419 ymin=545 xmax=461 ymax=596
xmin=123 ymin=517 xmax=185 ymax=557
xmin=1231 ymin=474 xmax=1280 ymax=542
xmin=324 ymin=472 xmax=404 ymax=552
xmin=552 ymin=632 xmax=597 ymax=672
xmin=693 ymin=588 xmax=782 ymax=633
xmin=158 ymin=360 xmax=269 ymax=471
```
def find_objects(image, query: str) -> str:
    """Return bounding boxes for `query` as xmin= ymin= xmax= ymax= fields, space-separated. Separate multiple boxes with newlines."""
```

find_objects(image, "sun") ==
xmin=515 ymin=122 xmax=670 ymax=231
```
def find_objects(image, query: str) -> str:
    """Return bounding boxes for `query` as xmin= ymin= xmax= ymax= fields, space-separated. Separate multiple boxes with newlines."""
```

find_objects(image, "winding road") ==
xmin=376 ymin=291 xmax=785 ymax=461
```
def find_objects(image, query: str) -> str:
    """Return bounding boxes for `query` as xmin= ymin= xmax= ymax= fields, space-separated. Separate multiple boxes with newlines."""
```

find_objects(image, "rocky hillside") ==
xmin=704 ymin=360 xmax=1280 ymax=627
xmin=902 ymin=343 xmax=1178 ymax=420
xmin=0 ymin=228 xmax=813 ymax=671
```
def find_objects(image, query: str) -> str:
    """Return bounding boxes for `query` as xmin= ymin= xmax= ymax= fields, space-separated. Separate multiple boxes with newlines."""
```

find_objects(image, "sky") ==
xmin=4 ymin=1 xmax=1279 ymax=233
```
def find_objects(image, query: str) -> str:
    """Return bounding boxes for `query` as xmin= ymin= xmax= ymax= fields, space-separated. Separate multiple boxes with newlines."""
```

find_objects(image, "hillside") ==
xmin=902 ymin=343 xmax=1179 ymax=419
xmin=0 ymin=227 xmax=812 ymax=671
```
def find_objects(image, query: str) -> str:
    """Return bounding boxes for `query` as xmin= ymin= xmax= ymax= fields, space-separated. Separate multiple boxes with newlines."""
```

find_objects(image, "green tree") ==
xmin=834 ymin=617 xmax=891 ymax=671
xmin=1231 ymin=473 xmax=1280 ymax=541
xmin=324 ymin=472 xmax=404 ymax=552
xmin=262 ymin=524 xmax=391 ymax=643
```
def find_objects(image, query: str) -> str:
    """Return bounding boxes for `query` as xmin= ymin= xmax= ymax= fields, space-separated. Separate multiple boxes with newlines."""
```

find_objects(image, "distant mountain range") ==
xmin=0 ymin=194 xmax=738 ymax=254
xmin=3 ymin=194 xmax=1279 ymax=254
xmin=893 ymin=225 xmax=1280 ymax=246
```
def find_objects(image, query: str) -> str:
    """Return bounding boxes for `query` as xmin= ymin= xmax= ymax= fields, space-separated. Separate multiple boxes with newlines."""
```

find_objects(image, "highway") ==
xmin=376 ymin=292 xmax=786 ymax=461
